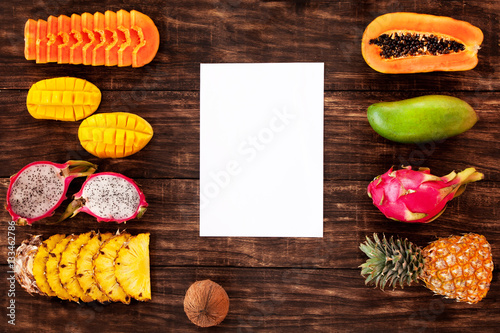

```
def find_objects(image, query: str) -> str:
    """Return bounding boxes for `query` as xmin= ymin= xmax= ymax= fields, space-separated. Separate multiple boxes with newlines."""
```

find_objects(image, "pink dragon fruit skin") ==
xmin=59 ymin=172 xmax=148 ymax=223
xmin=367 ymin=166 xmax=483 ymax=223
xmin=6 ymin=160 xmax=97 ymax=225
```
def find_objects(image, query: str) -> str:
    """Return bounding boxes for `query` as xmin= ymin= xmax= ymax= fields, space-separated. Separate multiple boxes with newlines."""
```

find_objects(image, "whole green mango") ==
xmin=367 ymin=95 xmax=478 ymax=143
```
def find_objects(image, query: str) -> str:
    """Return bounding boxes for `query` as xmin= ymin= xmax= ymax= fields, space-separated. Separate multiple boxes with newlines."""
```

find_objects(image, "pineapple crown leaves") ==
xmin=359 ymin=233 xmax=425 ymax=290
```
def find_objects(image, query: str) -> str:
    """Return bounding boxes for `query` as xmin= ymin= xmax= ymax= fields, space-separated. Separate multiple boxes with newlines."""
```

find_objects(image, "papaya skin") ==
xmin=367 ymin=95 xmax=478 ymax=144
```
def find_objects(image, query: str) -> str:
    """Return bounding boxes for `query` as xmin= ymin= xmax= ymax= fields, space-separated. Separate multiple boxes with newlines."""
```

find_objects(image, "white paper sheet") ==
xmin=200 ymin=63 xmax=324 ymax=237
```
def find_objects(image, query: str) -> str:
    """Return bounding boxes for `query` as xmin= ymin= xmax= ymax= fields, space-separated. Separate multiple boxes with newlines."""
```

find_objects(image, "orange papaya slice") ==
xmin=361 ymin=12 xmax=483 ymax=73
xmin=92 ymin=12 xmax=106 ymax=66
xmin=24 ymin=19 xmax=37 ymax=60
xmin=57 ymin=15 xmax=71 ymax=64
xmin=81 ymin=12 xmax=98 ymax=66
xmin=131 ymin=10 xmax=160 ymax=68
xmin=78 ymin=112 xmax=154 ymax=158
xmin=46 ymin=16 xmax=62 ymax=63
xmin=35 ymin=19 xmax=48 ymax=64
xmin=104 ymin=10 xmax=120 ymax=66
xmin=70 ymin=14 xmax=83 ymax=64
xmin=117 ymin=10 xmax=137 ymax=67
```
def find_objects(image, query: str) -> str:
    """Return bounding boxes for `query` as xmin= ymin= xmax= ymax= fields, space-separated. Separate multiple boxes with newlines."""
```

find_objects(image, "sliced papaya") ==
xmin=24 ymin=19 xmax=37 ymax=60
xmin=92 ymin=12 xmax=106 ymax=66
xmin=78 ymin=112 xmax=154 ymax=158
xmin=104 ymin=10 xmax=120 ymax=66
xmin=81 ymin=12 xmax=97 ymax=66
xmin=57 ymin=15 xmax=71 ymax=64
xmin=361 ymin=12 xmax=483 ymax=73
xmin=25 ymin=10 xmax=159 ymax=67
xmin=35 ymin=19 xmax=48 ymax=64
xmin=131 ymin=10 xmax=160 ymax=68
xmin=70 ymin=14 xmax=83 ymax=64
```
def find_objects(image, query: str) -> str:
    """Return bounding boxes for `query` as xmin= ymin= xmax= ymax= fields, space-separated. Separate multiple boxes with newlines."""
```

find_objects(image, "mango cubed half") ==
xmin=26 ymin=77 xmax=101 ymax=121
xmin=78 ymin=112 xmax=153 ymax=158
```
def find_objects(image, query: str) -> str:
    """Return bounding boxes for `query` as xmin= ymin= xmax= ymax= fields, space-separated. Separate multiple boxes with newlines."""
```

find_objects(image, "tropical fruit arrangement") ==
xmin=24 ymin=10 xmax=160 ymax=67
xmin=6 ymin=160 xmax=148 ymax=225
xmin=360 ymin=233 xmax=493 ymax=304
xmin=361 ymin=12 xmax=483 ymax=73
xmin=14 ymin=231 xmax=150 ymax=303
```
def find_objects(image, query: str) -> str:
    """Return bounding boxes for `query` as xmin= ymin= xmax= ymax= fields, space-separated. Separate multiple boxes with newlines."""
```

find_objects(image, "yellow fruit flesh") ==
xmin=26 ymin=77 xmax=101 ymax=121
xmin=76 ymin=232 xmax=114 ymax=303
xmin=94 ymin=233 xmax=131 ymax=303
xmin=115 ymin=233 xmax=151 ymax=301
xmin=421 ymin=233 xmax=493 ymax=304
xmin=46 ymin=235 xmax=79 ymax=301
xmin=59 ymin=232 xmax=94 ymax=302
xmin=32 ymin=234 xmax=66 ymax=296
xmin=78 ymin=112 xmax=153 ymax=158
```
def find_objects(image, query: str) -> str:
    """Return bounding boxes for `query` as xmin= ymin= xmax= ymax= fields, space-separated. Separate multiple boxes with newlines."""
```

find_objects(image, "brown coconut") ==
xmin=183 ymin=279 xmax=229 ymax=327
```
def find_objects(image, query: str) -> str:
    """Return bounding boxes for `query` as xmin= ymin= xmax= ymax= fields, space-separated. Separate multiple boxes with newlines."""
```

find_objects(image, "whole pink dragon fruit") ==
xmin=6 ymin=160 xmax=97 ymax=225
xmin=59 ymin=172 xmax=148 ymax=223
xmin=367 ymin=166 xmax=483 ymax=223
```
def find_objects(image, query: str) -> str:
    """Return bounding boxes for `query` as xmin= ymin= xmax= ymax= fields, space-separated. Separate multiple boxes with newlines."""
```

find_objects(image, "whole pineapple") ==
xmin=359 ymin=233 xmax=493 ymax=304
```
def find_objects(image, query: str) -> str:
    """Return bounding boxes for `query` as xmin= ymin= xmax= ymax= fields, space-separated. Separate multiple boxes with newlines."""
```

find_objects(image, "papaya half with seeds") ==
xmin=367 ymin=95 xmax=478 ymax=144
xmin=24 ymin=10 xmax=159 ymax=67
xmin=361 ymin=12 xmax=483 ymax=73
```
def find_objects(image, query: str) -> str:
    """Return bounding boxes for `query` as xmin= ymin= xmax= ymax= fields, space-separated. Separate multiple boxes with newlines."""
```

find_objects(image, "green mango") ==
xmin=367 ymin=95 xmax=478 ymax=143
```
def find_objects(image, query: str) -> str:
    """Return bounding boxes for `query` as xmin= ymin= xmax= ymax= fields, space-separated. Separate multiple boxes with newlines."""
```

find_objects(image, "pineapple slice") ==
xmin=76 ymin=232 xmax=114 ymax=303
xmin=94 ymin=232 xmax=131 ymax=303
xmin=116 ymin=233 xmax=151 ymax=301
xmin=33 ymin=234 xmax=66 ymax=296
xmin=59 ymin=231 xmax=94 ymax=302
xmin=46 ymin=235 xmax=79 ymax=301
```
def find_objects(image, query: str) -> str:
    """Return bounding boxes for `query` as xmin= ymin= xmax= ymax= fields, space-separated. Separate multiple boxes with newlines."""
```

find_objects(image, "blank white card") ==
xmin=200 ymin=63 xmax=324 ymax=237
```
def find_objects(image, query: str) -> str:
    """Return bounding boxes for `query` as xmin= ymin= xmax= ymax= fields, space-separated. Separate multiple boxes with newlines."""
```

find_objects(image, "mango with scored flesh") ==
xmin=367 ymin=95 xmax=478 ymax=143
xmin=79 ymin=112 xmax=154 ymax=158
xmin=26 ymin=77 xmax=101 ymax=121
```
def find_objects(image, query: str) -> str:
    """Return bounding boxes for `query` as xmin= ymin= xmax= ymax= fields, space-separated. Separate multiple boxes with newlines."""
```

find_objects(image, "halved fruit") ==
xmin=361 ymin=12 xmax=483 ymax=73
xmin=76 ymin=232 xmax=114 ymax=303
xmin=59 ymin=231 xmax=95 ymax=302
xmin=46 ymin=235 xmax=79 ymax=301
xmin=93 ymin=232 xmax=131 ymax=303
xmin=33 ymin=234 xmax=66 ymax=296
xmin=115 ymin=233 xmax=151 ymax=301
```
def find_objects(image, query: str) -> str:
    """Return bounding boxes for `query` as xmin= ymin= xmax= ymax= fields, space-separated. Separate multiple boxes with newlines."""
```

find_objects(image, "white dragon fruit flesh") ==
xmin=367 ymin=166 xmax=483 ymax=223
xmin=59 ymin=172 xmax=148 ymax=223
xmin=6 ymin=160 xmax=97 ymax=225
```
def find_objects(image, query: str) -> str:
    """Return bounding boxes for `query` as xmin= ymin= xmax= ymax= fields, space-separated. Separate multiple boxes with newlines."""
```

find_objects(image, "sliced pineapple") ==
xmin=46 ymin=235 xmax=79 ymax=301
xmin=94 ymin=232 xmax=131 ymax=304
xmin=76 ymin=232 xmax=114 ymax=303
xmin=116 ymin=233 xmax=151 ymax=301
xmin=59 ymin=231 xmax=94 ymax=302
xmin=33 ymin=234 xmax=66 ymax=296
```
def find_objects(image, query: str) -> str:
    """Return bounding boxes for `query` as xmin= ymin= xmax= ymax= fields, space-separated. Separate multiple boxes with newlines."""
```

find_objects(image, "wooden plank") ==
xmin=1 ymin=267 xmax=498 ymax=332
xmin=0 ymin=0 xmax=498 ymax=91
xmin=1 ymin=91 xmax=499 ymax=181
xmin=1 ymin=178 xmax=498 ymax=269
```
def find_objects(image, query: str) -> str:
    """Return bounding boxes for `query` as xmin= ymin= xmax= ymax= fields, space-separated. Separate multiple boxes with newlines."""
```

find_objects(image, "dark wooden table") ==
xmin=1 ymin=1 xmax=499 ymax=332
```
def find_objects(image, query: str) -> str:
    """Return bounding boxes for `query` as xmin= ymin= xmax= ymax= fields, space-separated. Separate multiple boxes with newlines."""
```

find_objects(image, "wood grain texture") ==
xmin=0 ymin=0 xmax=499 ymax=331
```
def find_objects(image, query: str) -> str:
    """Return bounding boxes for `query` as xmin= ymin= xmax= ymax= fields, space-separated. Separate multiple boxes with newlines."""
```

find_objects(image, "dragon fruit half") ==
xmin=59 ymin=172 xmax=148 ymax=223
xmin=6 ymin=160 xmax=97 ymax=225
xmin=367 ymin=166 xmax=483 ymax=223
